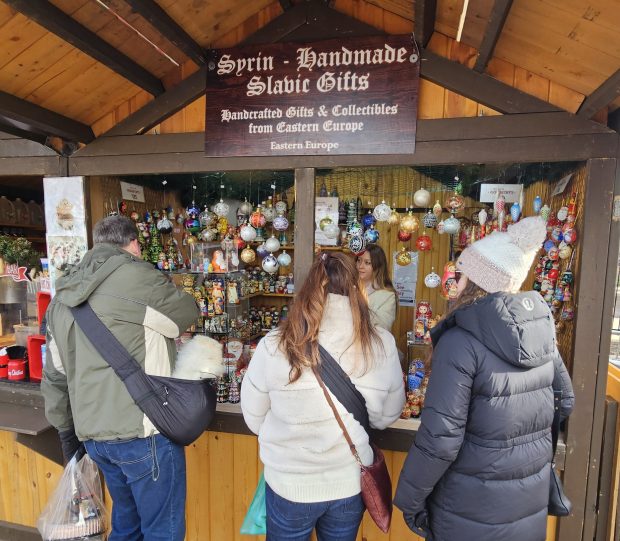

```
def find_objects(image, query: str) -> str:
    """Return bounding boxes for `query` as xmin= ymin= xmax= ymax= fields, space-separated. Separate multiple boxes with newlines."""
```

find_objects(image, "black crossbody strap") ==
xmin=318 ymin=344 xmax=370 ymax=433
xmin=70 ymin=302 xmax=143 ymax=381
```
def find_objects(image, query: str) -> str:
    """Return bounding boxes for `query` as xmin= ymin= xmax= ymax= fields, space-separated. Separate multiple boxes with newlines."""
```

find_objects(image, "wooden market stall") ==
xmin=0 ymin=1 xmax=619 ymax=541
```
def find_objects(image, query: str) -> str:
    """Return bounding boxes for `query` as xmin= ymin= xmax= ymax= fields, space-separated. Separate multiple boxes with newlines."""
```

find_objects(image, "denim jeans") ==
xmin=265 ymin=483 xmax=365 ymax=541
xmin=84 ymin=434 xmax=186 ymax=541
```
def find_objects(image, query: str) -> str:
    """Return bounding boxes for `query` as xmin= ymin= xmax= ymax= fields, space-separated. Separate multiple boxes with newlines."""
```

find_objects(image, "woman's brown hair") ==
xmin=278 ymin=251 xmax=380 ymax=383
xmin=361 ymin=244 xmax=395 ymax=292
xmin=446 ymin=277 xmax=488 ymax=315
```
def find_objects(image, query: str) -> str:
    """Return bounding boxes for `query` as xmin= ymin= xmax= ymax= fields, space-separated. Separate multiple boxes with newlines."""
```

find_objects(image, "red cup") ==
xmin=0 ymin=352 xmax=8 ymax=379
xmin=8 ymin=359 xmax=26 ymax=381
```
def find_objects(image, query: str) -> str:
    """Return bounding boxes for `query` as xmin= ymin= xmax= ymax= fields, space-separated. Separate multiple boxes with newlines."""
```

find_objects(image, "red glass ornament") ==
xmin=416 ymin=234 xmax=432 ymax=251
xmin=397 ymin=229 xmax=412 ymax=242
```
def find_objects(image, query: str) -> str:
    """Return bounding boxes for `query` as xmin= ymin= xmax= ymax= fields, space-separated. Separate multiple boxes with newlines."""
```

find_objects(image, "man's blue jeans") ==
xmin=84 ymin=434 xmax=186 ymax=541
xmin=265 ymin=483 xmax=364 ymax=541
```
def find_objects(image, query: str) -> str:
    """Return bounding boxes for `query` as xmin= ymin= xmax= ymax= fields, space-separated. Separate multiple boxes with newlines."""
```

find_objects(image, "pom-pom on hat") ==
xmin=457 ymin=216 xmax=547 ymax=294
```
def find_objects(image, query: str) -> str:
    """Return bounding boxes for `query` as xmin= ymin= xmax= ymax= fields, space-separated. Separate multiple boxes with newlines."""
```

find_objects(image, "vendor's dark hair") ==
xmin=359 ymin=244 xmax=395 ymax=292
xmin=93 ymin=215 xmax=138 ymax=247
xmin=278 ymin=251 xmax=380 ymax=383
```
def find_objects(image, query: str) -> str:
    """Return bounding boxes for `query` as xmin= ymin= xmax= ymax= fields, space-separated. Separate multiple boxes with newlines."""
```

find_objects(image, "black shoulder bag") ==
xmin=70 ymin=302 xmax=216 ymax=446
xmin=316 ymin=345 xmax=393 ymax=533
xmin=549 ymin=390 xmax=572 ymax=516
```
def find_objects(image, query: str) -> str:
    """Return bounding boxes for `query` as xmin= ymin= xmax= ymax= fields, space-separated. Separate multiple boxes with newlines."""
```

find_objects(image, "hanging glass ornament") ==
xmin=387 ymin=209 xmax=400 ymax=226
xmin=184 ymin=216 xmax=201 ymax=233
xmin=478 ymin=208 xmax=488 ymax=227
xmin=558 ymin=242 xmax=572 ymax=260
xmin=157 ymin=217 xmax=173 ymax=234
xmin=396 ymin=247 xmax=412 ymax=266
xmin=443 ymin=216 xmax=460 ymax=235
xmin=533 ymin=196 xmax=543 ymax=215
xmin=273 ymin=215 xmax=289 ymax=231
xmin=130 ymin=211 xmax=140 ymax=222
xmin=416 ymin=233 xmax=432 ymax=251
xmin=256 ymin=243 xmax=269 ymax=258
xmin=239 ymin=199 xmax=253 ymax=215
xmin=397 ymin=229 xmax=412 ymax=242
xmin=262 ymin=254 xmax=280 ymax=274
xmin=400 ymin=211 xmax=419 ymax=233
xmin=186 ymin=235 xmax=198 ymax=247
xmin=240 ymin=224 xmax=257 ymax=242
xmin=186 ymin=202 xmax=200 ymax=218
xmin=275 ymin=200 xmax=288 ymax=214
xmin=551 ymin=226 xmax=563 ymax=243
xmin=348 ymin=234 xmax=366 ymax=255
xmin=277 ymin=250 xmax=292 ymax=267
xmin=557 ymin=206 xmax=569 ymax=221
xmin=424 ymin=268 xmax=441 ymax=288
xmin=347 ymin=220 xmax=363 ymax=236
xmin=494 ymin=194 xmax=506 ymax=215
xmin=432 ymin=200 xmax=442 ymax=219
xmin=543 ymin=239 xmax=555 ymax=253
xmin=423 ymin=211 xmax=437 ymax=229
xmin=265 ymin=235 xmax=281 ymax=253
xmin=213 ymin=199 xmax=229 ymax=218
xmin=255 ymin=227 xmax=266 ymax=242
xmin=323 ymin=223 xmax=340 ymax=239
xmin=361 ymin=211 xmax=376 ymax=229
xmin=175 ymin=212 xmax=185 ymax=225
xmin=364 ymin=225 xmax=380 ymax=243
xmin=563 ymin=228 xmax=578 ymax=244
xmin=413 ymin=189 xmax=431 ymax=208
xmin=373 ymin=200 xmax=392 ymax=222
xmin=250 ymin=208 xmax=266 ymax=228
xmin=201 ymin=229 xmax=217 ymax=242
xmin=510 ymin=202 xmax=521 ymax=223
xmin=445 ymin=194 xmax=465 ymax=213
xmin=263 ymin=206 xmax=276 ymax=223
xmin=538 ymin=204 xmax=550 ymax=222
xmin=319 ymin=216 xmax=334 ymax=231
xmin=240 ymin=247 xmax=256 ymax=264
xmin=437 ymin=220 xmax=446 ymax=234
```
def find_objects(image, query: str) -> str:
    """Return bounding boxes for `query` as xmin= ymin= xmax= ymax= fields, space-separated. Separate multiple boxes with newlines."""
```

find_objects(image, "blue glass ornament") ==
xmin=364 ymin=226 xmax=380 ymax=243
xmin=533 ymin=195 xmax=542 ymax=215
xmin=543 ymin=239 xmax=555 ymax=253
xmin=362 ymin=212 xmax=376 ymax=229
xmin=510 ymin=202 xmax=521 ymax=222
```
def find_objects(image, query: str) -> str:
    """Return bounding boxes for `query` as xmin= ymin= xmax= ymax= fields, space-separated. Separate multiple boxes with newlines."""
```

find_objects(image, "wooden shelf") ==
xmin=319 ymin=246 xmax=350 ymax=252
xmin=255 ymin=293 xmax=294 ymax=298
xmin=0 ymin=222 xmax=45 ymax=231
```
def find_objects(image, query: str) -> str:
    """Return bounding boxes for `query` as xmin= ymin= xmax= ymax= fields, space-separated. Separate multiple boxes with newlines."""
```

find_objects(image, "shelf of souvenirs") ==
xmin=214 ymin=402 xmax=421 ymax=432
xmin=225 ymin=292 xmax=294 ymax=305
xmin=187 ymin=329 xmax=264 ymax=342
xmin=248 ymin=242 xmax=295 ymax=250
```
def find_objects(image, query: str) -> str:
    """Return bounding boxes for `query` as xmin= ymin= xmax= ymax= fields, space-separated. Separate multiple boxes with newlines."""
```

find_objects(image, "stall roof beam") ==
xmin=578 ymin=69 xmax=620 ymax=119
xmin=123 ymin=0 xmax=206 ymax=65
xmin=414 ymin=0 xmax=437 ymax=48
xmin=0 ymin=91 xmax=94 ymax=143
xmin=3 ymin=0 xmax=164 ymax=96
xmin=0 ymin=119 xmax=47 ymax=146
xmin=473 ymin=0 xmax=513 ymax=72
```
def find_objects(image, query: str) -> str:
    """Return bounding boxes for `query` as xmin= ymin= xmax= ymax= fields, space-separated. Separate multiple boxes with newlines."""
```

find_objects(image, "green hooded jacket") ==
xmin=41 ymin=243 xmax=199 ymax=441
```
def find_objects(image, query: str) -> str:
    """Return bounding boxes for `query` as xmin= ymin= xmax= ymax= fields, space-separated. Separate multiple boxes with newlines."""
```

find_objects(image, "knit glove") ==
xmin=58 ymin=428 xmax=85 ymax=464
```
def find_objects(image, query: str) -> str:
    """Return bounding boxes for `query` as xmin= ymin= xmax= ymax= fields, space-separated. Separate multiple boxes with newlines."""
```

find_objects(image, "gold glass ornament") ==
xmin=396 ymin=246 xmax=412 ymax=266
xmin=400 ymin=211 xmax=419 ymax=233
xmin=387 ymin=209 xmax=400 ymax=226
xmin=319 ymin=216 xmax=333 ymax=231
xmin=240 ymin=246 xmax=256 ymax=264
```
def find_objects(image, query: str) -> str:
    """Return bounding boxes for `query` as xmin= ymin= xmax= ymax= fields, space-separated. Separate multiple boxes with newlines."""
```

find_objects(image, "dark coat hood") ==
xmin=431 ymin=291 xmax=557 ymax=369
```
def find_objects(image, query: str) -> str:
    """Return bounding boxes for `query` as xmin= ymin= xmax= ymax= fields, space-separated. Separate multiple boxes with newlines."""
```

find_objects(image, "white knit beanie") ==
xmin=457 ymin=216 xmax=547 ymax=293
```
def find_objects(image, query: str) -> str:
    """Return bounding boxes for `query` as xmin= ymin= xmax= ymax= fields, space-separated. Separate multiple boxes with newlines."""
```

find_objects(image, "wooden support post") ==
xmin=558 ymin=156 xmax=620 ymax=541
xmin=293 ymin=168 xmax=315 ymax=289
xmin=595 ymin=398 xmax=619 ymax=541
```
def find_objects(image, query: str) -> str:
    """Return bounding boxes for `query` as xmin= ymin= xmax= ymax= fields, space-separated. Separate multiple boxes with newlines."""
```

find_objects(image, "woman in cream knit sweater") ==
xmin=241 ymin=252 xmax=404 ymax=541
xmin=356 ymin=245 xmax=397 ymax=332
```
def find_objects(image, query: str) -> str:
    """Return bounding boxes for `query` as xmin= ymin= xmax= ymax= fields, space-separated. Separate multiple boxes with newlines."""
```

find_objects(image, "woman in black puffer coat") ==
xmin=394 ymin=217 xmax=575 ymax=541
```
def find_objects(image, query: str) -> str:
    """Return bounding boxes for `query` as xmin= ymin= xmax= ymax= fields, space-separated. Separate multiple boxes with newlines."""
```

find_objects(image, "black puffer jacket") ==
xmin=394 ymin=292 xmax=574 ymax=541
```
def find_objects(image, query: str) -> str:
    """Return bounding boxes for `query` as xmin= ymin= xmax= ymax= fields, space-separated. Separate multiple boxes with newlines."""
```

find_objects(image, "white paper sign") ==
xmin=120 ymin=181 xmax=145 ymax=202
xmin=552 ymin=174 xmax=573 ymax=197
xmin=315 ymin=197 xmax=339 ymax=246
xmin=480 ymin=184 xmax=523 ymax=203
xmin=392 ymin=251 xmax=418 ymax=307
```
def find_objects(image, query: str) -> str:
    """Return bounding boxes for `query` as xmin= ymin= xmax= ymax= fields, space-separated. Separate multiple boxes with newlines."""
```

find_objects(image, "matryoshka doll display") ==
xmin=440 ymin=261 xmax=458 ymax=300
xmin=414 ymin=301 xmax=432 ymax=344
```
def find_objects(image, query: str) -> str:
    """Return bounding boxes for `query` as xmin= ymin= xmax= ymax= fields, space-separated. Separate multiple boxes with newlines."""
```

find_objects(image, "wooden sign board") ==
xmin=205 ymin=35 xmax=419 ymax=157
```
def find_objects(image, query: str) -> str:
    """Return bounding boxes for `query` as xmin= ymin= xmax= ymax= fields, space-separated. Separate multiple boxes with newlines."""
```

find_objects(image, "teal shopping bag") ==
xmin=240 ymin=472 xmax=266 ymax=535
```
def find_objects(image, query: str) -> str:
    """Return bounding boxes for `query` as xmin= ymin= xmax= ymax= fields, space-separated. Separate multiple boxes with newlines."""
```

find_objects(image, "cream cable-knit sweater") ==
xmin=240 ymin=293 xmax=405 ymax=503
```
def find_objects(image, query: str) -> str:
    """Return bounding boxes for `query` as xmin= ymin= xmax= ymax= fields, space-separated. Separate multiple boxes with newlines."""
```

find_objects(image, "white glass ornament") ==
xmin=277 ymin=250 xmax=292 ymax=267
xmin=263 ymin=206 xmax=276 ymax=222
xmin=413 ymin=189 xmax=431 ymax=208
xmin=273 ymin=215 xmax=289 ymax=231
xmin=156 ymin=217 xmax=172 ymax=234
xmin=239 ymin=224 xmax=257 ymax=242
xmin=323 ymin=223 xmax=340 ymax=239
xmin=347 ymin=221 xmax=362 ymax=235
xmin=437 ymin=220 xmax=445 ymax=234
xmin=424 ymin=269 xmax=441 ymax=288
xmin=262 ymin=254 xmax=279 ymax=274
xmin=275 ymin=200 xmax=288 ymax=214
xmin=213 ymin=199 xmax=229 ymax=218
xmin=557 ymin=206 xmax=569 ymax=221
xmin=443 ymin=216 xmax=461 ymax=235
xmin=478 ymin=208 xmax=488 ymax=226
xmin=199 ymin=209 xmax=214 ymax=227
xmin=239 ymin=200 xmax=253 ymax=215
xmin=372 ymin=200 xmax=392 ymax=222
xmin=348 ymin=234 xmax=366 ymax=255
xmin=201 ymin=229 xmax=217 ymax=242
xmin=265 ymin=235 xmax=281 ymax=253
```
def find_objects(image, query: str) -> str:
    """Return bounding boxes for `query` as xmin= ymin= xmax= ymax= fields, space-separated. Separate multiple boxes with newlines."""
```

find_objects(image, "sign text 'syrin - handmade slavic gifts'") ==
xmin=205 ymin=35 xmax=419 ymax=157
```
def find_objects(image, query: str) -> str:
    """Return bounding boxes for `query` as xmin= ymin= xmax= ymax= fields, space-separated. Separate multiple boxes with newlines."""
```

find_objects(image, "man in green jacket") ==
xmin=42 ymin=215 xmax=199 ymax=541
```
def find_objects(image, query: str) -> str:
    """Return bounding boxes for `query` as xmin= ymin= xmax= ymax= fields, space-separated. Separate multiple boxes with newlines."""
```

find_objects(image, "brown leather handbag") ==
xmin=313 ymin=366 xmax=393 ymax=533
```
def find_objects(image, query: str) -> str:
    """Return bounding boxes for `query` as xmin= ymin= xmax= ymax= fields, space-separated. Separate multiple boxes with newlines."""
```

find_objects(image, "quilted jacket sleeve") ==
xmin=553 ymin=353 xmax=574 ymax=421
xmin=394 ymin=329 xmax=476 ymax=519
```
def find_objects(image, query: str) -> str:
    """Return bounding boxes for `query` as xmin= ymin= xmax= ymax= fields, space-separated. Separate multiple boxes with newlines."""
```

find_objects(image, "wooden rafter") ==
xmin=123 ymin=0 xmax=206 ymax=65
xmin=0 ymin=91 xmax=94 ymax=143
xmin=0 ymin=119 xmax=48 ymax=146
xmin=473 ymin=0 xmax=513 ymax=72
xmin=578 ymin=69 xmax=620 ymax=119
xmin=3 ymin=0 xmax=164 ymax=96
xmin=414 ymin=0 xmax=437 ymax=48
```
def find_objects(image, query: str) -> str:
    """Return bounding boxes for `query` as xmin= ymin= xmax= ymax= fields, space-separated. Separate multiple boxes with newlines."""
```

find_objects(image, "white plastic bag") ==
xmin=37 ymin=453 xmax=108 ymax=541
